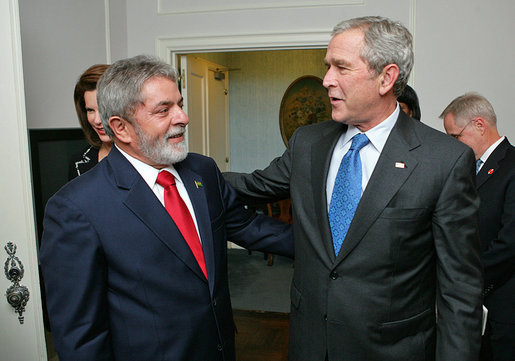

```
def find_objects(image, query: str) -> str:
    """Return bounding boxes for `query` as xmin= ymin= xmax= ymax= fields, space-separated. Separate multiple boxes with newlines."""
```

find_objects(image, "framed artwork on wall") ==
xmin=279 ymin=75 xmax=331 ymax=146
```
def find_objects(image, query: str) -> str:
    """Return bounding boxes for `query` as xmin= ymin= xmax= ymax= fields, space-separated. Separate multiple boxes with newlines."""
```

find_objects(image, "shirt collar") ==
xmin=340 ymin=104 xmax=400 ymax=153
xmin=115 ymin=145 xmax=182 ymax=189
xmin=479 ymin=136 xmax=505 ymax=163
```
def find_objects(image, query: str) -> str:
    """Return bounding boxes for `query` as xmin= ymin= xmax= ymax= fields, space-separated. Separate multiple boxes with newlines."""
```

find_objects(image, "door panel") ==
xmin=181 ymin=55 xmax=230 ymax=171
xmin=0 ymin=1 xmax=47 ymax=360
xmin=183 ymin=55 xmax=207 ymax=155
xmin=207 ymin=68 xmax=230 ymax=171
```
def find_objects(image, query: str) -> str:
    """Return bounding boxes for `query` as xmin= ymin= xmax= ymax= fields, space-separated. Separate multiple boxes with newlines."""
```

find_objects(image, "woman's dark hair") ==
xmin=73 ymin=64 xmax=110 ymax=147
xmin=398 ymin=84 xmax=421 ymax=120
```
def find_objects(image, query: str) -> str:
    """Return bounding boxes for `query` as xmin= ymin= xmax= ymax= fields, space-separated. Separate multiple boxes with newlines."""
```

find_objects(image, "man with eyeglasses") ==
xmin=441 ymin=92 xmax=515 ymax=361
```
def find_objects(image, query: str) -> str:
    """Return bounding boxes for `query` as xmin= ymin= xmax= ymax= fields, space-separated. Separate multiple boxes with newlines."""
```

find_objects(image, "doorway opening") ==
xmin=173 ymin=44 xmax=328 ymax=360
xmin=176 ymin=48 xmax=327 ymax=175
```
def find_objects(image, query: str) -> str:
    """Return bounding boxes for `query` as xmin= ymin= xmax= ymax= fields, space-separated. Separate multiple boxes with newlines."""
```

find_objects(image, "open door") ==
xmin=0 ymin=1 xmax=47 ymax=360
xmin=180 ymin=55 xmax=230 ymax=171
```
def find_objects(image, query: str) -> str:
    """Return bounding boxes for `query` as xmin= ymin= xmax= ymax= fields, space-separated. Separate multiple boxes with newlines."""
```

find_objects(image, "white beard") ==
xmin=135 ymin=125 xmax=188 ymax=165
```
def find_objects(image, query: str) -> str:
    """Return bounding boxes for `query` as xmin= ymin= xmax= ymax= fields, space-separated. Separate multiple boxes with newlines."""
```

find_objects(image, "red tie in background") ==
xmin=156 ymin=170 xmax=208 ymax=279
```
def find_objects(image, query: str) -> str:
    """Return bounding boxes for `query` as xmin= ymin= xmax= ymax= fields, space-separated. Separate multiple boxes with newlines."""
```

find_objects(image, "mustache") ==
xmin=165 ymin=126 xmax=186 ymax=139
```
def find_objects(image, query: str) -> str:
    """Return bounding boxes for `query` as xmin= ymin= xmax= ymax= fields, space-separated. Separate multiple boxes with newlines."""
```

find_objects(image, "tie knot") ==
xmin=156 ymin=170 xmax=176 ymax=188
xmin=349 ymin=133 xmax=369 ymax=152
xmin=475 ymin=159 xmax=483 ymax=174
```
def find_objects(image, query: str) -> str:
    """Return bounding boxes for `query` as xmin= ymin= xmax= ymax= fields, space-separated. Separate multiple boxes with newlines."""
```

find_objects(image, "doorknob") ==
xmin=4 ymin=242 xmax=30 ymax=324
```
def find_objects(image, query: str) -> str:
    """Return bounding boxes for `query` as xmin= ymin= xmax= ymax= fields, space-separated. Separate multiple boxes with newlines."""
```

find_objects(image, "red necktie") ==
xmin=156 ymin=170 xmax=207 ymax=279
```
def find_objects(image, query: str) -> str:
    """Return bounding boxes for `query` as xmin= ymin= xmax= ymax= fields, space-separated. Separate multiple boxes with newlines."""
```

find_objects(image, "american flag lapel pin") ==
xmin=488 ymin=168 xmax=494 ymax=175
xmin=395 ymin=162 xmax=406 ymax=169
xmin=194 ymin=180 xmax=203 ymax=188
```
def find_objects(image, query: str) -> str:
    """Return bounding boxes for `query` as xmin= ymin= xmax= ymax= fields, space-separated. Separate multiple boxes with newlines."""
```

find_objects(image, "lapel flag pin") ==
xmin=194 ymin=180 xmax=203 ymax=188
xmin=488 ymin=169 xmax=494 ymax=175
xmin=395 ymin=162 xmax=406 ymax=169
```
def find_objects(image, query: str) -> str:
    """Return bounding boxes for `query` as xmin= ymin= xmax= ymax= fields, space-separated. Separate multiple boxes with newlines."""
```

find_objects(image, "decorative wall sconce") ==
xmin=4 ymin=242 xmax=30 ymax=324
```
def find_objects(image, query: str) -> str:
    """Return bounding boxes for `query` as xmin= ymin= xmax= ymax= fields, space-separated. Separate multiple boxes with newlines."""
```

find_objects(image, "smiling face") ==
xmin=84 ymin=90 xmax=111 ymax=144
xmin=127 ymin=76 xmax=189 ymax=168
xmin=323 ymin=29 xmax=392 ymax=131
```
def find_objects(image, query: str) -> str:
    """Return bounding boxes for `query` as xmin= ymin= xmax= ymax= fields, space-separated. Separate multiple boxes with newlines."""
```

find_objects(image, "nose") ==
xmin=323 ymin=67 xmax=336 ymax=89
xmin=174 ymin=107 xmax=189 ymax=126
xmin=93 ymin=111 xmax=102 ymax=126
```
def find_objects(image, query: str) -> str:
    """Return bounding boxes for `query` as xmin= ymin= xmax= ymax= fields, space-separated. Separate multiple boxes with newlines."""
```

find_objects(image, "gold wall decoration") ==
xmin=279 ymin=75 xmax=331 ymax=147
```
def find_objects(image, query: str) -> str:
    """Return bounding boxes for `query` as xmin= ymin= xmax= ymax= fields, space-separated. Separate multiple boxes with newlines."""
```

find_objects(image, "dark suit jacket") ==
xmin=68 ymin=145 xmax=99 ymax=180
xmin=225 ymin=112 xmax=483 ymax=361
xmin=477 ymin=138 xmax=515 ymax=322
xmin=40 ymin=146 xmax=293 ymax=361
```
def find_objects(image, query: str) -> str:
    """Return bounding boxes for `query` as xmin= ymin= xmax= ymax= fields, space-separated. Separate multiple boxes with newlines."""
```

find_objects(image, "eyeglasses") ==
xmin=450 ymin=119 xmax=475 ymax=139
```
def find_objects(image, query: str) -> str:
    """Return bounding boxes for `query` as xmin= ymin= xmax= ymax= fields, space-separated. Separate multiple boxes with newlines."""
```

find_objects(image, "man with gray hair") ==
xmin=442 ymin=93 xmax=515 ymax=361
xmin=225 ymin=16 xmax=483 ymax=360
xmin=40 ymin=55 xmax=293 ymax=361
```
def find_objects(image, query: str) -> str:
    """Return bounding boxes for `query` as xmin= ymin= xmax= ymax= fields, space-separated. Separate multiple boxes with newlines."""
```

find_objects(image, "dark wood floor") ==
xmin=234 ymin=309 xmax=290 ymax=361
xmin=46 ymin=309 xmax=290 ymax=361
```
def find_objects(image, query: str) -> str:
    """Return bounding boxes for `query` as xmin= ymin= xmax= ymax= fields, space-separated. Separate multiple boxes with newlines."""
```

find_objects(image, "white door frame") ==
xmin=0 ymin=0 xmax=47 ymax=360
xmin=156 ymin=30 xmax=331 ymax=68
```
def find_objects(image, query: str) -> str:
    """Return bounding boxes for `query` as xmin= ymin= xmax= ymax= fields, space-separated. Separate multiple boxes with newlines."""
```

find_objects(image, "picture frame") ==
xmin=279 ymin=75 xmax=331 ymax=146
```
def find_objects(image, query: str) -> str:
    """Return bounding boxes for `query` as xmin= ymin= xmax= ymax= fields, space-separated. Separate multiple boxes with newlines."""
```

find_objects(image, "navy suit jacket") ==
xmin=40 ymin=146 xmax=293 ymax=361
xmin=477 ymin=138 xmax=515 ymax=322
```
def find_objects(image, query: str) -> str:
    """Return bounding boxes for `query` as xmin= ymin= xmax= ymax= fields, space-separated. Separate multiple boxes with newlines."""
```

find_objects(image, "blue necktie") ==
xmin=476 ymin=159 xmax=483 ymax=174
xmin=329 ymin=133 xmax=370 ymax=256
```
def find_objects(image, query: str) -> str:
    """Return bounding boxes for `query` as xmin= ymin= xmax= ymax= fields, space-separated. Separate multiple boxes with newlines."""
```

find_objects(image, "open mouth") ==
xmin=169 ymin=132 xmax=183 ymax=139
xmin=328 ymin=93 xmax=343 ymax=102
xmin=167 ymin=131 xmax=185 ymax=143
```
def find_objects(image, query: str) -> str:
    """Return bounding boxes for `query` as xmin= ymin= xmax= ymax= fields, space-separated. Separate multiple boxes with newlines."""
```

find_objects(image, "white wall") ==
xmin=19 ymin=0 xmax=129 ymax=129
xmin=19 ymin=0 xmax=515 ymax=169
xmin=415 ymin=0 xmax=514 ymax=138
xmin=19 ymin=0 xmax=108 ymax=129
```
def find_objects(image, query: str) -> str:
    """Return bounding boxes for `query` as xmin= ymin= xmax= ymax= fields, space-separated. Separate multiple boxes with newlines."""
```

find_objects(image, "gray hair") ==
xmin=332 ymin=16 xmax=414 ymax=97
xmin=439 ymin=92 xmax=497 ymax=126
xmin=97 ymin=54 xmax=178 ymax=136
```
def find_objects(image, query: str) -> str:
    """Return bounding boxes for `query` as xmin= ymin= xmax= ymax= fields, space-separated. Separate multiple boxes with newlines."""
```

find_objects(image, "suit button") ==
xmin=324 ymin=314 xmax=327 ymax=321
xmin=213 ymin=299 xmax=217 ymax=307
xmin=217 ymin=344 xmax=223 ymax=352
xmin=330 ymin=271 xmax=339 ymax=280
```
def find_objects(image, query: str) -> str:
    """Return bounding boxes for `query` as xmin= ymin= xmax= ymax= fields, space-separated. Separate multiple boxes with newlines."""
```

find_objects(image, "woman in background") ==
xmin=398 ymin=84 xmax=421 ymax=121
xmin=69 ymin=64 xmax=111 ymax=179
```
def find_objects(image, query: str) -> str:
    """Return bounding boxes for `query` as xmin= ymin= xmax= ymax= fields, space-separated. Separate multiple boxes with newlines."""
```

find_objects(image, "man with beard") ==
xmin=40 ymin=55 xmax=293 ymax=361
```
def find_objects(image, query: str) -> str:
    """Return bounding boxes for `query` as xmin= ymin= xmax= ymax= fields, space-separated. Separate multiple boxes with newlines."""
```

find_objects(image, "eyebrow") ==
xmin=152 ymin=99 xmax=178 ymax=108
xmin=324 ymin=57 xmax=352 ymax=68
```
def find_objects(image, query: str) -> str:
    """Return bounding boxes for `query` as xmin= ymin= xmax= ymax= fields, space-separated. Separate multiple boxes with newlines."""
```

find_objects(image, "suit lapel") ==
xmin=476 ymin=138 xmax=510 ymax=188
xmin=336 ymin=114 xmax=420 ymax=263
xmin=108 ymin=148 xmax=208 ymax=282
xmin=311 ymin=121 xmax=347 ymax=263
xmin=175 ymin=164 xmax=216 ymax=295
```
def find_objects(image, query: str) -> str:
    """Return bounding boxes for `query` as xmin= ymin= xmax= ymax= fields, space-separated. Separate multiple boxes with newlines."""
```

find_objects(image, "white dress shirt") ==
xmin=477 ymin=136 xmax=505 ymax=173
xmin=116 ymin=145 xmax=202 ymax=241
xmin=326 ymin=105 xmax=400 ymax=210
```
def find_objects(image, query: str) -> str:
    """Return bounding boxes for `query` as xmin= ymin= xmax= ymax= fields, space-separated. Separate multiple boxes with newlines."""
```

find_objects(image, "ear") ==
xmin=109 ymin=116 xmax=133 ymax=144
xmin=472 ymin=117 xmax=487 ymax=135
xmin=378 ymin=64 xmax=399 ymax=96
